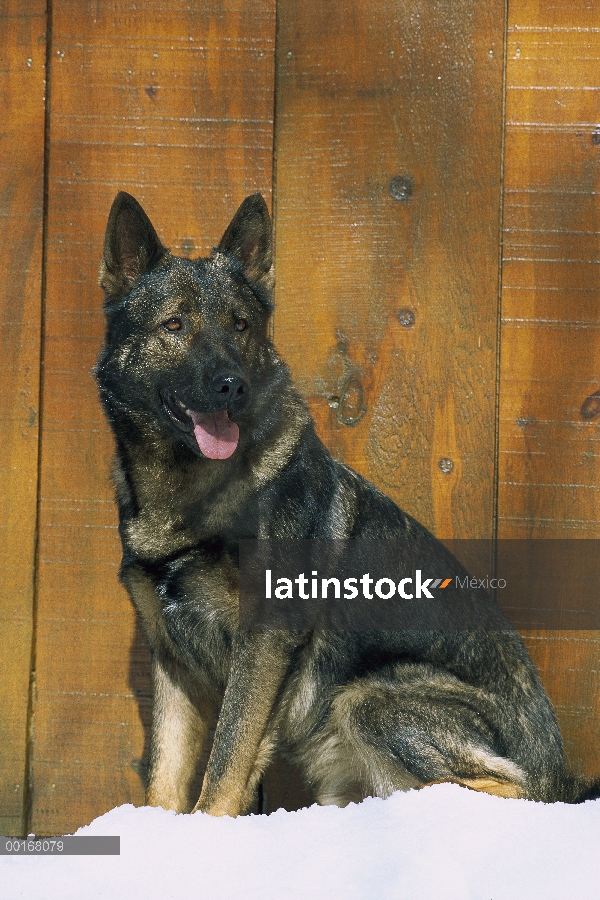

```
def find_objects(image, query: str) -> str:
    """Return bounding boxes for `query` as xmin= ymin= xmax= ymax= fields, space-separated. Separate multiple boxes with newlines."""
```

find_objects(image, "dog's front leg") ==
xmin=119 ymin=561 xmax=214 ymax=812
xmin=192 ymin=631 xmax=295 ymax=817
xmin=146 ymin=653 xmax=214 ymax=813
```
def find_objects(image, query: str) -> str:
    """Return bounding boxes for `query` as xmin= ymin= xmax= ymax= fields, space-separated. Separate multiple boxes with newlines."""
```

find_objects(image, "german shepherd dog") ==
xmin=96 ymin=192 xmax=596 ymax=816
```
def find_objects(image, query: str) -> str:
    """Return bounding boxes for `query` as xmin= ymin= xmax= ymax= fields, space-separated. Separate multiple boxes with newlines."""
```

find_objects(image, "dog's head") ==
xmin=96 ymin=193 xmax=284 ymax=460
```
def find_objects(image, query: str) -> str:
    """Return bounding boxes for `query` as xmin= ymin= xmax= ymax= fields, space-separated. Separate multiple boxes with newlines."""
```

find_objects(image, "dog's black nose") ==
xmin=211 ymin=373 xmax=248 ymax=401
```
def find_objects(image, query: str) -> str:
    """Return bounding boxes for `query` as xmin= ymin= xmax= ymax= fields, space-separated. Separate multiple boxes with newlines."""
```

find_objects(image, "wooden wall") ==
xmin=500 ymin=0 xmax=600 ymax=775
xmin=1 ymin=0 xmax=598 ymax=835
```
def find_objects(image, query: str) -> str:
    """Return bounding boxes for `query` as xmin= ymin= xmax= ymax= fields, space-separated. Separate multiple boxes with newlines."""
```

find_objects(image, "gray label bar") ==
xmin=239 ymin=539 xmax=600 ymax=630
xmin=0 ymin=836 xmax=120 ymax=855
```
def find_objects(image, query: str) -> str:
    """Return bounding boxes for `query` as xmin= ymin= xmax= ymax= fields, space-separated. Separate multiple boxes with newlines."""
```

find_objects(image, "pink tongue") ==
xmin=190 ymin=410 xmax=239 ymax=460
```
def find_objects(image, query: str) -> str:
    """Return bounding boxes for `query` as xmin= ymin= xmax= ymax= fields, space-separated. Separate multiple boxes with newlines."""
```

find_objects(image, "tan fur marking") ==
xmin=423 ymin=778 xmax=524 ymax=799
xmin=147 ymin=658 xmax=214 ymax=813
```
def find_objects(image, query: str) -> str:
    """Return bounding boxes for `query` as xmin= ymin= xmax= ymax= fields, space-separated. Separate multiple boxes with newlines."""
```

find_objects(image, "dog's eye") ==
xmin=162 ymin=317 xmax=183 ymax=332
xmin=234 ymin=318 xmax=248 ymax=333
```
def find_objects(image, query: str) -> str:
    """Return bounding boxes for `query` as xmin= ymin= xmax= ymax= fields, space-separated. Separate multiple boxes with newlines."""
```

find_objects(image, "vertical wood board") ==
xmin=499 ymin=0 xmax=600 ymax=774
xmin=0 ymin=0 xmax=47 ymax=836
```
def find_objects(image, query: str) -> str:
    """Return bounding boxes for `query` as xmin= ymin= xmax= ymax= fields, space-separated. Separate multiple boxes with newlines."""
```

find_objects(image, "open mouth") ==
xmin=160 ymin=391 xmax=240 ymax=460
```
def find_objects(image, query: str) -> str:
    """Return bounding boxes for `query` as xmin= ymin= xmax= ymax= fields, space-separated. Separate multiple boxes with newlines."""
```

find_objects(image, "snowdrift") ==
xmin=2 ymin=783 xmax=599 ymax=899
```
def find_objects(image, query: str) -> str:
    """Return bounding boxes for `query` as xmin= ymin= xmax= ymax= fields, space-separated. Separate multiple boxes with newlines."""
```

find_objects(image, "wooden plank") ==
xmin=522 ymin=633 xmax=600 ymax=777
xmin=273 ymin=0 xmax=507 ymax=542
xmin=32 ymin=0 xmax=275 ymax=835
xmin=0 ymin=0 xmax=47 ymax=836
xmin=499 ymin=0 xmax=600 ymax=774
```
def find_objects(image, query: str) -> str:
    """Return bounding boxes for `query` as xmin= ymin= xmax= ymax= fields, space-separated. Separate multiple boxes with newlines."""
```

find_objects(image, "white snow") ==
xmin=2 ymin=784 xmax=599 ymax=900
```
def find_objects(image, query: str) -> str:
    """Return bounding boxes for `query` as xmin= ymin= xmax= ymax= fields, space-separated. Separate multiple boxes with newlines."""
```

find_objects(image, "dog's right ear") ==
xmin=99 ymin=192 xmax=166 ymax=299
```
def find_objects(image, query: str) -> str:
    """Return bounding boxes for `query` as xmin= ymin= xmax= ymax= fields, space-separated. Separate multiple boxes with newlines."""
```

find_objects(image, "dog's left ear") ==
xmin=217 ymin=194 xmax=274 ymax=297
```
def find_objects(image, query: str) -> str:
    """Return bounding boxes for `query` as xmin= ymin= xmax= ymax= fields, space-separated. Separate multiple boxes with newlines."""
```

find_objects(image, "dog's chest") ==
xmin=154 ymin=549 xmax=238 ymax=691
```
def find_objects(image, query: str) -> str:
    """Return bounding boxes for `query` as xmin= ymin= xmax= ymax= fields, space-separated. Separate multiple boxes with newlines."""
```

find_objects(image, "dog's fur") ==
xmin=96 ymin=192 xmax=596 ymax=816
